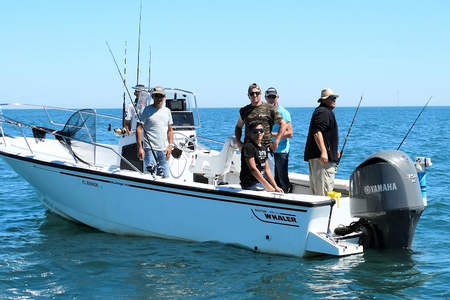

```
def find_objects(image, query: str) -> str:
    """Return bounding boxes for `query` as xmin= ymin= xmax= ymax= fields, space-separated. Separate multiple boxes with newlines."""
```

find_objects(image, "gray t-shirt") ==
xmin=139 ymin=105 xmax=173 ymax=151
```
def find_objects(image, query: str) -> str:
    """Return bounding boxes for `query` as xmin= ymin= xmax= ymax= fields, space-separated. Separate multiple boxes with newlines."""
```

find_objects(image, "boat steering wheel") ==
xmin=169 ymin=131 xmax=196 ymax=178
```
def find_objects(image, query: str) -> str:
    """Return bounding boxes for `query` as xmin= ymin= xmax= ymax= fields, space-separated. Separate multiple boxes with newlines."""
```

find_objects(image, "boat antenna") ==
xmin=136 ymin=0 xmax=143 ymax=86
xmin=148 ymin=46 xmax=151 ymax=90
xmin=122 ymin=40 xmax=127 ymax=128
xmin=335 ymin=95 xmax=363 ymax=172
xmin=397 ymin=96 xmax=432 ymax=150
xmin=106 ymin=41 xmax=159 ymax=175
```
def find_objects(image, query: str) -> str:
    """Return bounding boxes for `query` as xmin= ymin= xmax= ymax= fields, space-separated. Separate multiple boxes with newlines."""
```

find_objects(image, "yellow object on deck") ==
xmin=328 ymin=191 xmax=342 ymax=208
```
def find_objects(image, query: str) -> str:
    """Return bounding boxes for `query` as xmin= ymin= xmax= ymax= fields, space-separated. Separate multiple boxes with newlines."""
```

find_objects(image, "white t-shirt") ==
xmin=139 ymin=105 xmax=173 ymax=151
xmin=125 ymin=92 xmax=150 ymax=130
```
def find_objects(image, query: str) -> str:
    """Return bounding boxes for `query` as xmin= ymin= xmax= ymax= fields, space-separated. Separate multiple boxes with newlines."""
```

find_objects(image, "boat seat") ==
xmin=193 ymin=137 xmax=239 ymax=179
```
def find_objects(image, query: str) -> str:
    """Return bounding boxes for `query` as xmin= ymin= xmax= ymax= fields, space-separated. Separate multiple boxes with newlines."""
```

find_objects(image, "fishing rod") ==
xmin=106 ymin=42 xmax=135 ymax=107
xmin=397 ymin=96 xmax=432 ymax=150
xmin=122 ymin=41 xmax=127 ymax=128
xmin=335 ymin=95 xmax=363 ymax=172
xmin=148 ymin=46 xmax=151 ymax=90
xmin=105 ymin=41 xmax=159 ymax=173
xmin=136 ymin=0 xmax=143 ymax=85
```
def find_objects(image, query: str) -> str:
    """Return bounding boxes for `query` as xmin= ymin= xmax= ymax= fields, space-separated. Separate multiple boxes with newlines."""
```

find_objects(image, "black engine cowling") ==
xmin=349 ymin=150 xmax=425 ymax=249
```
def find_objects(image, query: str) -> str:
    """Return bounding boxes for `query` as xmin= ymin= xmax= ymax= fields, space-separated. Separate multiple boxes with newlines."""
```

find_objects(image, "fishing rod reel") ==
xmin=335 ymin=150 xmax=426 ymax=250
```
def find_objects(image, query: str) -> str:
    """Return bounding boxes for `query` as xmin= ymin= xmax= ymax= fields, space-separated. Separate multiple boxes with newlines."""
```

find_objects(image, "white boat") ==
xmin=0 ymin=89 xmax=429 ymax=257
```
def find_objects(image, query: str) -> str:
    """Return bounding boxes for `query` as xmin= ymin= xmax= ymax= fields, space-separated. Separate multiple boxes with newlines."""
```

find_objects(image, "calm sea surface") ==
xmin=0 ymin=106 xmax=449 ymax=299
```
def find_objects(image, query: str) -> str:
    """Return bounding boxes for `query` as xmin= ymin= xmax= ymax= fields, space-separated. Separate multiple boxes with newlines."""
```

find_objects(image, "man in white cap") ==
xmin=124 ymin=84 xmax=148 ymax=135
xmin=265 ymin=87 xmax=293 ymax=193
xmin=304 ymin=88 xmax=340 ymax=195
xmin=136 ymin=86 xmax=174 ymax=178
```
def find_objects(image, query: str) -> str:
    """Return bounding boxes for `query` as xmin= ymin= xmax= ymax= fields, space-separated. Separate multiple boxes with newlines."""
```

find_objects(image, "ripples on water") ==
xmin=0 ymin=107 xmax=449 ymax=299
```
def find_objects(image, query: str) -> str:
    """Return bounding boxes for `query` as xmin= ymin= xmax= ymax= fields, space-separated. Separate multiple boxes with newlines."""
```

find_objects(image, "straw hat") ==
xmin=318 ymin=88 xmax=339 ymax=102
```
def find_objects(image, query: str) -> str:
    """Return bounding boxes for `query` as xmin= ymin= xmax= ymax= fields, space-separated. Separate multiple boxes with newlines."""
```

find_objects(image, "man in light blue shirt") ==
xmin=265 ymin=87 xmax=293 ymax=193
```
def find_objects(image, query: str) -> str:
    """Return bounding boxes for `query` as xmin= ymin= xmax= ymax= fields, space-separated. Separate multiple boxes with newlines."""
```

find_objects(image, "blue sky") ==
xmin=1 ymin=0 xmax=449 ymax=108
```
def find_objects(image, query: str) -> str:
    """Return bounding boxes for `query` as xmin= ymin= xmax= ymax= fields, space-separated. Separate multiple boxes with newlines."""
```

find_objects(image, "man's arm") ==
xmin=234 ymin=116 xmax=244 ymax=151
xmin=263 ymin=160 xmax=283 ymax=193
xmin=271 ymin=119 xmax=286 ymax=152
xmin=284 ymin=122 xmax=293 ymax=138
xmin=136 ymin=123 xmax=145 ymax=160
xmin=313 ymin=131 xmax=328 ymax=164
xmin=246 ymin=157 xmax=275 ymax=192
xmin=272 ymin=121 xmax=292 ymax=139
xmin=165 ymin=125 xmax=174 ymax=160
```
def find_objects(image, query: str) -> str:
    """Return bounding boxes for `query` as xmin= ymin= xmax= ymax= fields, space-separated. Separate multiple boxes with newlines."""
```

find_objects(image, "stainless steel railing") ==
xmin=0 ymin=103 xmax=142 ymax=174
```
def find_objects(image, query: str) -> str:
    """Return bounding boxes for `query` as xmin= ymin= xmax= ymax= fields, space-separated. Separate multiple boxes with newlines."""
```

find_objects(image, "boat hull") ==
xmin=1 ymin=151 xmax=362 ymax=257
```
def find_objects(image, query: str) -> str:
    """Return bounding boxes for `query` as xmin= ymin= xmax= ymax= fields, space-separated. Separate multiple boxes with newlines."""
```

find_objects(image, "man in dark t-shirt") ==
xmin=240 ymin=122 xmax=283 ymax=192
xmin=304 ymin=88 xmax=340 ymax=196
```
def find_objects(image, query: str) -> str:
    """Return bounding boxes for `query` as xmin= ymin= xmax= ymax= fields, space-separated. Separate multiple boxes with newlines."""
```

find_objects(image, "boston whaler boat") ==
xmin=0 ymin=89 xmax=431 ymax=257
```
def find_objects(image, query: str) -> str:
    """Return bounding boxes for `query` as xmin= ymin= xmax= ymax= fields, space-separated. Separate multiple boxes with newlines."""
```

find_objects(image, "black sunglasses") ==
xmin=152 ymin=94 xmax=165 ymax=99
xmin=252 ymin=128 xmax=264 ymax=134
xmin=249 ymin=91 xmax=261 ymax=97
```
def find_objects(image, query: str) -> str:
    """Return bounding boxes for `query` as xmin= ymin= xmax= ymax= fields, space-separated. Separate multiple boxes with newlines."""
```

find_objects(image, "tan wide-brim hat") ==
xmin=318 ymin=88 xmax=339 ymax=102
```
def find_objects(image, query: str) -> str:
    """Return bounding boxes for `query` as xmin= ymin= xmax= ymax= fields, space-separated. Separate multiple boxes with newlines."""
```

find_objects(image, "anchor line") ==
xmin=397 ymin=96 xmax=432 ymax=150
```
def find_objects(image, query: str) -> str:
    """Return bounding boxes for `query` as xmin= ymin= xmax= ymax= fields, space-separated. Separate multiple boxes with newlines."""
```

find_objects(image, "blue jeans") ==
xmin=144 ymin=149 xmax=169 ymax=178
xmin=242 ymin=182 xmax=265 ymax=191
xmin=274 ymin=152 xmax=291 ymax=193
xmin=267 ymin=151 xmax=275 ymax=177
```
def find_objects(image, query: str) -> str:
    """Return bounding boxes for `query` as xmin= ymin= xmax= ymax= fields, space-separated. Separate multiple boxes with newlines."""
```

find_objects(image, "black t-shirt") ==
xmin=240 ymin=141 xmax=268 ymax=188
xmin=304 ymin=104 xmax=339 ymax=162
xmin=239 ymin=103 xmax=282 ymax=147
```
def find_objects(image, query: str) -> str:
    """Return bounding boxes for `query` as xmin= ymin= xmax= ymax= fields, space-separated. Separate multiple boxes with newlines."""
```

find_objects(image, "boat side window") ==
xmin=166 ymin=99 xmax=186 ymax=111
xmin=171 ymin=111 xmax=194 ymax=127
xmin=166 ymin=98 xmax=195 ymax=128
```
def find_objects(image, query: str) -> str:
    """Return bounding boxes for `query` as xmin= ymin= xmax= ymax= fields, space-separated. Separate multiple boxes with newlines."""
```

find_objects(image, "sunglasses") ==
xmin=266 ymin=95 xmax=276 ymax=99
xmin=152 ymin=94 xmax=165 ymax=99
xmin=249 ymin=91 xmax=261 ymax=97
xmin=252 ymin=128 xmax=264 ymax=134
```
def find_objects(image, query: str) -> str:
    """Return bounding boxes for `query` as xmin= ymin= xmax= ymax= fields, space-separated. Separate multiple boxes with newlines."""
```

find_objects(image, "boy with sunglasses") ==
xmin=240 ymin=122 xmax=283 ymax=192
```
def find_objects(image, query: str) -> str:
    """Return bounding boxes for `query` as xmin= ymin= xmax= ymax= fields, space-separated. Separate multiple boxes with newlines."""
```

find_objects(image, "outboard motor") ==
xmin=349 ymin=150 xmax=425 ymax=249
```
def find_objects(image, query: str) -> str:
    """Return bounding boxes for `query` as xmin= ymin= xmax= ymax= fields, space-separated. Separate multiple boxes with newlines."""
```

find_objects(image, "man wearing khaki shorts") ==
xmin=304 ymin=88 xmax=340 ymax=196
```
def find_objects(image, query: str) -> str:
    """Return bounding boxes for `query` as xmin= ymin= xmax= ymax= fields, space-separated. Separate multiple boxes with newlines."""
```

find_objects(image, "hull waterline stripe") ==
xmin=126 ymin=183 xmax=308 ymax=213
xmin=60 ymin=170 xmax=308 ymax=213
xmin=0 ymin=150 xmax=331 ymax=208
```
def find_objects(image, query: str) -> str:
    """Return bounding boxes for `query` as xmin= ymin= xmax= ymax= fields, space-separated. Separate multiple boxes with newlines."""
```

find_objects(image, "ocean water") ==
xmin=0 ymin=106 xmax=449 ymax=299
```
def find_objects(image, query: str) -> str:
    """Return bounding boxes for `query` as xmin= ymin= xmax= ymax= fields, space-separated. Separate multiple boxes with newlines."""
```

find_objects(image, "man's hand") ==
xmin=320 ymin=151 xmax=328 ymax=164
xmin=264 ymin=183 xmax=275 ymax=192
xmin=137 ymin=147 xmax=145 ymax=161
xmin=165 ymin=145 xmax=173 ymax=160
xmin=236 ymin=140 xmax=243 ymax=151
xmin=270 ymin=140 xmax=279 ymax=152
xmin=274 ymin=186 xmax=284 ymax=193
